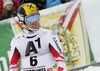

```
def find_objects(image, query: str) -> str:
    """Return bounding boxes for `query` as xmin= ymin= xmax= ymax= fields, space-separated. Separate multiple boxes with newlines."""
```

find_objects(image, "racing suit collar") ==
xmin=22 ymin=29 xmax=37 ymax=38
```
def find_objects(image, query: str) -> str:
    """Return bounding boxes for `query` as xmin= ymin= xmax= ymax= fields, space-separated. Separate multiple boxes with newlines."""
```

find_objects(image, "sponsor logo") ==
xmin=52 ymin=37 xmax=62 ymax=54
xmin=27 ymin=68 xmax=46 ymax=71
xmin=47 ymin=68 xmax=53 ymax=71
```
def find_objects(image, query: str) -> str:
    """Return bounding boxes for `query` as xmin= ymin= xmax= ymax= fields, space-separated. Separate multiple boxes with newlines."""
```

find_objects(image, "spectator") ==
xmin=19 ymin=0 xmax=46 ymax=10
xmin=1 ymin=0 xmax=17 ymax=20
xmin=0 ymin=0 xmax=3 ymax=20
xmin=46 ymin=0 xmax=61 ymax=8
xmin=61 ymin=0 xmax=70 ymax=4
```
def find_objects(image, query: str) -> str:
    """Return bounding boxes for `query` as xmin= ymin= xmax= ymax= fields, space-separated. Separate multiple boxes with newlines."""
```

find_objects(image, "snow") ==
xmin=80 ymin=66 xmax=100 ymax=71
xmin=81 ymin=0 xmax=100 ymax=62
xmin=76 ymin=0 xmax=100 ymax=70
xmin=79 ymin=0 xmax=100 ymax=70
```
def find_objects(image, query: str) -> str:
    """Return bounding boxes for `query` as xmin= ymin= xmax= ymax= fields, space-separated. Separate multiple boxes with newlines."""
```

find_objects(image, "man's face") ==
xmin=25 ymin=13 xmax=40 ymax=31
xmin=26 ymin=21 xmax=39 ymax=31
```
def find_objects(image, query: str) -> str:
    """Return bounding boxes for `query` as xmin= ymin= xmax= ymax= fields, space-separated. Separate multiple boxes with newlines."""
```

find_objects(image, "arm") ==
xmin=49 ymin=31 xmax=67 ymax=71
xmin=9 ymin=40 xmax=20 ymax=71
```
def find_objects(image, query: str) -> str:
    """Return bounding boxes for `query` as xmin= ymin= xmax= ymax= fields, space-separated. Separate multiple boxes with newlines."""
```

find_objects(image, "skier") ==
xmin=9 ymin=3 xmax=67 ymax=71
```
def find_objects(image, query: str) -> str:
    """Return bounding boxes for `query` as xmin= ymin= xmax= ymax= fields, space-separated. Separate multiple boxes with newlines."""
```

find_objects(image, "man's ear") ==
xmin=38 ymin=12 xmax=40 ymax=16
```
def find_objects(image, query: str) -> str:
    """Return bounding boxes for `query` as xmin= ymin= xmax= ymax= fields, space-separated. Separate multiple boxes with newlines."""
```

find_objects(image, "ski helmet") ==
xmin=17 ymin=3 xmax=39 ymax=31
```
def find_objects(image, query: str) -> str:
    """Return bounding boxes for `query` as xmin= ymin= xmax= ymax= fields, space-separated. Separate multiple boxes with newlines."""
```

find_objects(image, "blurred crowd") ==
xmin=0 ymin=0 xmax=74 ymax=21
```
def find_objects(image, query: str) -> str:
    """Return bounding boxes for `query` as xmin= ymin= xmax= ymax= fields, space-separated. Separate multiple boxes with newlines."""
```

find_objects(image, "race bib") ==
xmin=21 ymin=53 xmax=54 ymax=71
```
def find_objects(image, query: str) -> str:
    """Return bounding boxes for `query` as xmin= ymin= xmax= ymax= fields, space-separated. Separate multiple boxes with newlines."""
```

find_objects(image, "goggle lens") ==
xmin=25 ymin=13 xmax=40 ymax=23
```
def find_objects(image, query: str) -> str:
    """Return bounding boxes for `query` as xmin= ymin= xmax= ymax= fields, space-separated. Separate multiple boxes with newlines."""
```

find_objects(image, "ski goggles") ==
xmin=25 ymin=13 xmax=40 ymax=23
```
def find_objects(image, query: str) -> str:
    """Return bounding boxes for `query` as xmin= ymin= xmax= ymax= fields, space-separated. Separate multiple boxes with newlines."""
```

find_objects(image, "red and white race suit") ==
xmin=9 ymin=28 xmax=67 ymax=71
